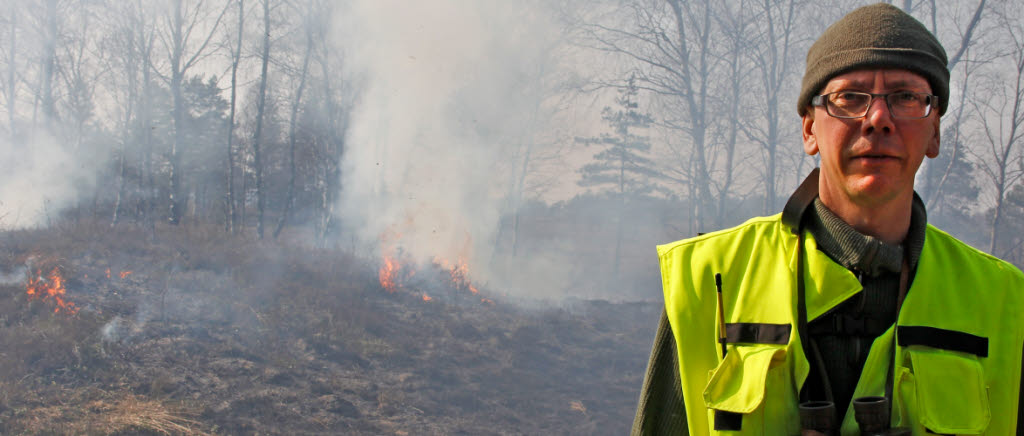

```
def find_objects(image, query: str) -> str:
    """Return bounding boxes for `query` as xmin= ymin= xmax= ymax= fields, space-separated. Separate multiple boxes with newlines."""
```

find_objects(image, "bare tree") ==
xmin=223 ymin=0 xmax=244 ymax=233
xmin=106 ymin=1 xmax=148 ymax=227
xmin=35 ymin=0 xmax=59 ymax=127
xmin=153 ymin=0 xmax=229 ymax=225
xmin=57 ymin=2 xmax=103 ymax=151
xmin=3 ymin=1 xmax=20 ymax=139
xmin=224 ymin=0 xmax=245 ymax=234
xmin=971 ymin=8 xmax=1024 ymax=255
xmin=250 ymin=0 xmax=271 ymax=239
xmin=273 ymin=0 xmax=314 ymax=239
xmin=707 ymin=0 xmax=749 ymax=222
xmin=743 ymin=0 xmax=801 ymax=214
xmin=921 ymin=48 xmax=979 ymax=213
xmin=307 ymin=0 xmax=347 ymax=246
xmin=921 ymin=0 xmax=990 ymax=210
xmin=946 ymin=0 xmax=986 ymax=71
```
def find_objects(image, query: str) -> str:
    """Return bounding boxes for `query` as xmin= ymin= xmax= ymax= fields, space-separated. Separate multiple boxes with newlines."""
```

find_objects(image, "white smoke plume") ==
xmin=0 ymin=130 xmax=91 ymax=227
xmin=333 ymin=0 xmax=581 ymax=299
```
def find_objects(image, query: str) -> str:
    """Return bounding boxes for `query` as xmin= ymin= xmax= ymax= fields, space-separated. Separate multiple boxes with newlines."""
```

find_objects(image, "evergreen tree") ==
xmin=576 ymin=76 xmax=662 ymax=279
xmin=577 ymin=76 xmax=660 ymax=198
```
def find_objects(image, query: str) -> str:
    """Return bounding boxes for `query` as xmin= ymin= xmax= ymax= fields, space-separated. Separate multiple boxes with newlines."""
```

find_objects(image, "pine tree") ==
xmin=576 ymin=76 xmax=661 ymax=279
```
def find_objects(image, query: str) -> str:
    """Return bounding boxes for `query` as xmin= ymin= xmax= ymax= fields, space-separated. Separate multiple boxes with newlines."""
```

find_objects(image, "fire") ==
xmin=379 ymin=256 xmax=404 ymax=293
xmin=26 ymin=267 xmax=78 ymax=314
xmin=105 ymin=268 xmax=132 ymax=280
xmin=433 ymin=256 xmax=479 ymax=294
xmin=376 ymin=227 xmax=491 ymax=304
xmin=378 ymin=228 xmax=415 ymax=293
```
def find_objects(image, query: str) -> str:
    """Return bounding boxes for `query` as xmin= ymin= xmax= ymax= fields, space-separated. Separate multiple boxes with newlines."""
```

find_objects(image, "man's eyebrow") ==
xmin=825 ymin=79 xmax=871 ymax=91
xmin=882 ymin=80 xmax=928 ymax=89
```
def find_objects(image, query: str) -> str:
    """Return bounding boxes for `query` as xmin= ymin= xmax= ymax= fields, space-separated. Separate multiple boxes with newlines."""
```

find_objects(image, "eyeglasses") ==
xmin=811 ymin=91 xmax=938 ymax=119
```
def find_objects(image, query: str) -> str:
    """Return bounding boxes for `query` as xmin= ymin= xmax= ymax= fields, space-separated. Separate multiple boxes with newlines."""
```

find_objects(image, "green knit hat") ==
xmin=798 ymin=3 xmax=949 ymax=116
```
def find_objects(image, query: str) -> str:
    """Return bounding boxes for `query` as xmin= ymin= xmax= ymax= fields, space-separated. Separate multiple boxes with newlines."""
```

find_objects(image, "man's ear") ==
xmin=926 ymin=115 xmax=940 ymax=158
xmin=802 ymin=112 xmax=819 ymax=156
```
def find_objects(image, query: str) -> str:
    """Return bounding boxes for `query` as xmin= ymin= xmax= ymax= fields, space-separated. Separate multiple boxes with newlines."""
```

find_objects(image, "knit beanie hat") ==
xmin=798 ymin=3 xmax=949 ymax=116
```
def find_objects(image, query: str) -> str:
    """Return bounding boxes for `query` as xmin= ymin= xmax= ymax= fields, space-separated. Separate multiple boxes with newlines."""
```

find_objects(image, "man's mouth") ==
xmin=852 ymin=154 xmax=899 ymax=165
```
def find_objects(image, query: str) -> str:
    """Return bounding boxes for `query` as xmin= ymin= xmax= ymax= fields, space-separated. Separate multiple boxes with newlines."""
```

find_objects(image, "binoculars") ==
xmin=799 ymin=396 xmax=909 ymax=436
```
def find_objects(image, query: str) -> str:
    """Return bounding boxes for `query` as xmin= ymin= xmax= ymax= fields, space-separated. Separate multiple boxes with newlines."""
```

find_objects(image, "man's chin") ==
xmin=846 ymin=175 xmax=906 ymax=202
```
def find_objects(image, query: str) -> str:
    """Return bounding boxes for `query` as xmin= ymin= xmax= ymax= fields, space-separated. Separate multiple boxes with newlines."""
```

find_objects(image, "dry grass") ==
xmin=9 ymin=390 xmax=213 ymax=436
xmin=92 ymin=394 xmax=211 ymax=436
xmin=0 ymin=218 xmax=652 ymax=435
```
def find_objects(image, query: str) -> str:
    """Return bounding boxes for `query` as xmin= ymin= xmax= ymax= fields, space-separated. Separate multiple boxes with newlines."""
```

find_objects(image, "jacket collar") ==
xmin=782 ymin=168 xmax=820 ymax=233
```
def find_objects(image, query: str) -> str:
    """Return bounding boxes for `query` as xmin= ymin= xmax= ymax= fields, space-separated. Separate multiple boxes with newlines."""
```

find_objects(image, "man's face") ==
xmin=802 ymin=69 xmax=940 ymax=209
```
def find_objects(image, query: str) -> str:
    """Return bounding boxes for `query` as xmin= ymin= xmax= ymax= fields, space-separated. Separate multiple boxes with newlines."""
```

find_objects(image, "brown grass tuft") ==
xmin=92 ymin=394 xmax=212 ymax=436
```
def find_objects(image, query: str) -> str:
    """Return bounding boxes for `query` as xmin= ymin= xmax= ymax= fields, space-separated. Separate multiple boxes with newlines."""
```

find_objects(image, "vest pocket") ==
xmin=894 ymin=347 xmax=991 ymax=435
xmin=703 ymin=344 xmax=789 ymax=434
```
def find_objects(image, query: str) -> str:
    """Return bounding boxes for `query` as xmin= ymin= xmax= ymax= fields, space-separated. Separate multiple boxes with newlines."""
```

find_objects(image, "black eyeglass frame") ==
xmin=810 ymin=91 xmax=939 ymax=120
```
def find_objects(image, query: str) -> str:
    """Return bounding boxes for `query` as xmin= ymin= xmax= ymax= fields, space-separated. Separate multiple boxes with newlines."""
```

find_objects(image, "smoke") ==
xmin=333 ymin=0 xmax=580 ymax=299
xmin=0 ymin=266 xmax=26 ymax=284
xmin=0 ymin=130 xmax=92 ymax=227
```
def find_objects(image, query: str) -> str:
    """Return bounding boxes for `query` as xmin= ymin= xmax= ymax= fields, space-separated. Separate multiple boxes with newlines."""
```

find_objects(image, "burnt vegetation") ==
xmin=0 ymin=216 xmax=655 ymax=435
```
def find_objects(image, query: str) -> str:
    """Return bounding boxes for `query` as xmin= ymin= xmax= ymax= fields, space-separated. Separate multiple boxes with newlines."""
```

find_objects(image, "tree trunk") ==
xmin=226 ymin=0 xmax=244 ymax=234
xmin=6 ymin=3 xmax=16 ymax=139
xmin=991 ymin=180 xmax=1005 ymax=254
xmin=141 ymin=28 xmax=156 ymax=236
xmin=168 ymin=0 xmax=185 ymax=225
xmin=39 ymin=0 xmax=58 ymax=127
xmin=925 ymin=59 xmax=971 ymax=209
xmin=316 ymin=31 xmax=342 ymax=247
xmin=990 ymin=35 xmax=1024 ymax=254
xmin=666 ymin=0 xmax=713 ymax=231
xmin=252 ymin=0 xmax=271 ymax=239
xmin=947 ymin=0 xmax=986 ymax=71
xmin=274 ymin=5 xmax=313 ymax=239
xmin=112 ymin=27 xmax=137 ymax=229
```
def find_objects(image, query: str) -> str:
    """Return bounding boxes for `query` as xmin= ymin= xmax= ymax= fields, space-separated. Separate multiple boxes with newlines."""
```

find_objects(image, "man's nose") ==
xmin=864 ymin=95 xmax=894 ymax=133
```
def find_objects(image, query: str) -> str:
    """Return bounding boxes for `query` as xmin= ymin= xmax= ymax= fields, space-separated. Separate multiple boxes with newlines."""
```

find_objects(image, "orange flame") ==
xmin=105 ymin=268 xmax=111 ymax=279
xmin=422 ymin=294 xmax=432 ymax=301
xmin=26 ymin=268 xmax=78 ymax=314
xmin=379 ymin=256 xmax=402 ymax=293
xmin=434 ymin=256 xmax=479 ymax=294
xmin=119 ymin=271 xmax=132 ymax=279
xmin=378 ymin=228 xmax=416 ymax=293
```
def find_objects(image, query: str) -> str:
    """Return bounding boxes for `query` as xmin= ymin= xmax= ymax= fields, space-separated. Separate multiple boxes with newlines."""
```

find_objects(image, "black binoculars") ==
xmin=799 ymin=396 xmax=910 ymax=436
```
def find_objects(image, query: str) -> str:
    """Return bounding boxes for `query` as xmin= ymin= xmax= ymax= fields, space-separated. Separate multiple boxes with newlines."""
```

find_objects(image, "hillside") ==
xmin=0 ymin=220 xmax=656 ymax=435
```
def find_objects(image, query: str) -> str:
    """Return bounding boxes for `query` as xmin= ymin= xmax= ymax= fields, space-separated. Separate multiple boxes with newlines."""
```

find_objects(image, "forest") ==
xmin=2 ymin=0 xmax=1023 ymax=297
xmin=0 ymin=0 xmax=1022 ymax=434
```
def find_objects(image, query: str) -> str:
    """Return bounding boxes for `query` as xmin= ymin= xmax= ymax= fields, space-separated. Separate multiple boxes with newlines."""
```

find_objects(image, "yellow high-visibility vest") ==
xmin=659 ymin=214 xmax=1024 ymax=435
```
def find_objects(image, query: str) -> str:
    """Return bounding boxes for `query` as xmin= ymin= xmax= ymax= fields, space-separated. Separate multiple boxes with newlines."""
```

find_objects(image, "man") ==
xmin=632 ymin=3 xmax=1024 ymax=435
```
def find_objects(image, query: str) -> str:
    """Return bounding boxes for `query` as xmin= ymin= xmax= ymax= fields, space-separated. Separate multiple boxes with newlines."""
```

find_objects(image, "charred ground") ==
xmin=0 ymin=219 xmax=657 ymax=435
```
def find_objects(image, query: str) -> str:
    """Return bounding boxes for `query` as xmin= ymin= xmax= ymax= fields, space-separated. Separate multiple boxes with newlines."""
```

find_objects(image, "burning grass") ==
xmin=0 ymin=217 xmax=654 ymax=435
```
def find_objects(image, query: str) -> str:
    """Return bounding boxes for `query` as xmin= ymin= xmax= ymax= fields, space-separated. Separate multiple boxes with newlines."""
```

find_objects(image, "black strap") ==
xmin=897 ymin=326 xmax=989 ymax=357
xmin=725 ymin=323 xmax=791 ymax=345
xmin=807 ymin=314 xmax=890 ymax=337
xmin=789 ymin=170 xmax=835 ymax=405
xmin=782 ymin=168 xmax=820 ymax=234
xmin=797 ymin=222 xmax=838 ymax=405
